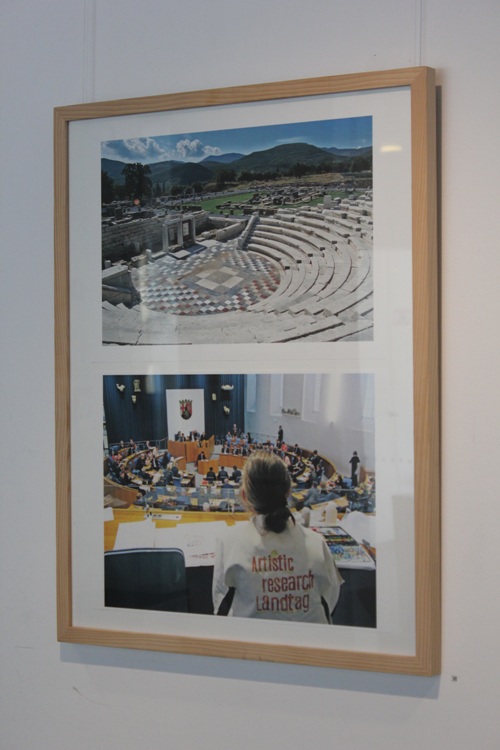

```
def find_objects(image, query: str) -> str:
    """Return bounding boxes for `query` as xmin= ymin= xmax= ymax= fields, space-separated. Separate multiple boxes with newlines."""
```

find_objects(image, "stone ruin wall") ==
xmin=214 ymin=220 xmax=246 ymax=242
xmin=102 ymin=212 xmax=211 ymax=266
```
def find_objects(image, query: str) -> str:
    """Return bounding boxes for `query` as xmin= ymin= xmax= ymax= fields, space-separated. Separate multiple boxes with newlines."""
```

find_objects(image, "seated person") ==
xmin=171 ymin=463 xmax=180 ymax=478
xmin=131 ymin=454 xmax=151 ymax=482
xmin=116 ymin=470 xmax=147 ymax=496
xmin=197 ymin=450 xmax=207 ymax=464
xmin=206 ymin=467 xmax=216 ymax=482
xmin=212 ymin=451 xmax=342 ymax=622
xmin=163 ymin=466 xmax=174 ymax=485
xmin=114 ymin=469 xmax=131 ymax=487
xmin=331 ymin=473 xmax=348 ymax=489
xmin=107 ymin=455 xmax=121 ymax=478
xmin=218 ymin=467 xmax=229 ymax=482
xmin=149 ymin=453 xmax=160 ymax=471
xmin=133 ymin=454 xmax=145 ymax=472
xmin=302 ymin=482 xmax=320 ymax=507
xmin=291 ymin=459 xmax=306 ymax=480
xmin=231 ymin=466 xmax=242 ymax=483
xmin=310 ymin=450 xmax=322 ymax=469
xmin=220 ymin=479 xmax=233 ymax=498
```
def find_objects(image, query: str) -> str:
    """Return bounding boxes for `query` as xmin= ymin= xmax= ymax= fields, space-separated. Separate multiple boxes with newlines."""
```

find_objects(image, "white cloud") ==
xmin=122 ymin=138 xmax=168 ymax=160
xmin=174 ymin=139 xmax=222 ymax=161
xmin=102 ymin=137 xmax=170 ymax=162
xmin=175 ymin=138 xmax=204 ymax=159
xmin=102 ymin=136 xmax=224 ymax=163
xmin=202 ymin=145 xmax=223 ymax=157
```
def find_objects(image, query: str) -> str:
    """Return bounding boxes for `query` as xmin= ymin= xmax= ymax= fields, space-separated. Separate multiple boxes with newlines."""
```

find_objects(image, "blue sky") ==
xmin=101 ymin=116 xmax=372 ymax=164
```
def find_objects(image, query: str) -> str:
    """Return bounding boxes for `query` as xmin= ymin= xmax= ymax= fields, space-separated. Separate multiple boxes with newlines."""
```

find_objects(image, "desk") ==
xmin=185 ymin=441 xmax=202 ymax=463
xmin=198 ymin=458 xmax=219 ymax=475
xmin=168 ymin=437 xmax=215 ymax=463
xmin=167 ymin=440 xmax=187 ymax=458
xmin=291 ymin=490 xmax=349 ymax=512
xmin=178 ymin=471 xmax=195 ymax=487
xmin=218 ymin=454 xmax=246 ymax=469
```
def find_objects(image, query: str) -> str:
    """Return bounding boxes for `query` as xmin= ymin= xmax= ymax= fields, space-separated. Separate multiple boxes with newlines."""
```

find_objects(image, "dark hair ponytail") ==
xmin=242 ymin=451 xmax=294 ymax=533
xmin=263 ymin=504 xmax=294 ymax=533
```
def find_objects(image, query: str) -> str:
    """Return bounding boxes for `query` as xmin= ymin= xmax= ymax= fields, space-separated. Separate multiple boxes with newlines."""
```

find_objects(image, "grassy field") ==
xmin=200 ymin=192 xmax=256 ymax=213
xmin=194 ymin=175 xmax=371 ymax=214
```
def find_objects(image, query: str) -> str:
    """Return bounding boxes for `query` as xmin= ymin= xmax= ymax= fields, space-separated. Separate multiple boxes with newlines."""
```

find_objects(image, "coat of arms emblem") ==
xmin=179 ymin=399 xmax=192 ymax=420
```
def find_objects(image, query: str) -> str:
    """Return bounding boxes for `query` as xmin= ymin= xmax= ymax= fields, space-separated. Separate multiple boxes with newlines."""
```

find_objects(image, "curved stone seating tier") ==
xmin=250 ymin=231 xmax=308 ymax=265
xmin=260 ymin=265 xmax=317 ymax=314
xmin=102 ymin=197 xmax=373 ymax=344
xmin=264 ymin=259 xmax=323 ymax=315
xmin=244 ymin=249 xmax=305 ymax=313
xmin=245 ymin=241 xmax=294 ymax=270
xmin=103 ymin=299 xmax=372 ymax=344
xmin=252 ymin=229 xmax=316 ymax=259
xmin=245 ymin=254 xmax=295 ymax=308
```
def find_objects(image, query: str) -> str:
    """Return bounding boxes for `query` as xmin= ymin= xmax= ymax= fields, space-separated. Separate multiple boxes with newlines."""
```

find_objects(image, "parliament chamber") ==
xmin=104 ymin=435 xmax=376 ymax=628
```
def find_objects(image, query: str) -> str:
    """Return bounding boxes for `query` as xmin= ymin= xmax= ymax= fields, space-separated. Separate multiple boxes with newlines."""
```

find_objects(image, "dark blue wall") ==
xmin=104 ymin=374 xmax=245 ymax=447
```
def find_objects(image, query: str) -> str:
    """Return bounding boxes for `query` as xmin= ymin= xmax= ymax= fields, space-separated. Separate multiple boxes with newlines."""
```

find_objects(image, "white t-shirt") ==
xmin=213 ymin=516 xmax=342 ymax=623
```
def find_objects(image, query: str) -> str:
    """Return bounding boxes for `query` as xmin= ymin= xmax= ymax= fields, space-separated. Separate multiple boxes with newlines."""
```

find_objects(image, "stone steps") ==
xmin=101 ymin=194 xmax=374 ymax=344
xmin=102 ymin=293 xmax=373 ymax=344
xmin=253 ymin=228 xmax=316 ymax=259
xmin=280 ymin=316 xmax=374 ymax=343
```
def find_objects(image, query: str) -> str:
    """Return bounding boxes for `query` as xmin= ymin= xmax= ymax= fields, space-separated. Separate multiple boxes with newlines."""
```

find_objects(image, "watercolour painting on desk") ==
xmin=54 ymin=67 xmax=440 ymax=674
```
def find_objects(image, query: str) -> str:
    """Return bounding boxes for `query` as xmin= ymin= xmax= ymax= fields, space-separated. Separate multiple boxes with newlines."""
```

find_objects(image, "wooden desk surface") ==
xmin=218 ymin=453 xmax=246 ymax=469
xmin=105 ymin=506 xmax=249 ymax=551
xmin=198 ymin=458 xmax=219 ymax=474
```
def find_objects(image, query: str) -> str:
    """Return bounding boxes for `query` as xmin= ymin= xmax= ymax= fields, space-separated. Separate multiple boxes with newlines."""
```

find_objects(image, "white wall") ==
xmin=1 ymin=1 xmax=500 ymax=748
xmin=246 ymin=373 xmax=376 ymax=473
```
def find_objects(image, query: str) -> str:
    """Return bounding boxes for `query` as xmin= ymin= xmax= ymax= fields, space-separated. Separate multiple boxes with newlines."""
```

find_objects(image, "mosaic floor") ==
xmin=131 ymin=241 xmax=280 ymax=315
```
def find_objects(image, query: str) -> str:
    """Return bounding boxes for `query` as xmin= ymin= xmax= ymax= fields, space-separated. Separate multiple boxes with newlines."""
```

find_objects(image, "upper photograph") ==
xmin=101 ymin=116 xmax=373 ymax=345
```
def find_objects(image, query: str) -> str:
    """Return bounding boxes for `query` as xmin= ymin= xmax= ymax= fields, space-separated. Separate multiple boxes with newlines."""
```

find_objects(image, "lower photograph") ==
xmin=103 ymin=371 xmax=376 ymax=629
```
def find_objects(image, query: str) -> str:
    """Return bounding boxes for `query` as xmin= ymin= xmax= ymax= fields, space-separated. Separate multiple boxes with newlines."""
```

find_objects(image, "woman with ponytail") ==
xmin=213 ymin=451 xmax=342 ymax=623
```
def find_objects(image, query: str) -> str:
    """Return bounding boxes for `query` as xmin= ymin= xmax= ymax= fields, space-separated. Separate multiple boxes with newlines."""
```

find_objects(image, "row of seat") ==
xmin=102 ymin=196 xmax=373 ymax=344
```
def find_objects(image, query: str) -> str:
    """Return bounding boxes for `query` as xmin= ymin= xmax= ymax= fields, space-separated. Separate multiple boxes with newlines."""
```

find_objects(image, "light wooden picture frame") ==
xmin=54 ymin=67 xmax=440 ymax=674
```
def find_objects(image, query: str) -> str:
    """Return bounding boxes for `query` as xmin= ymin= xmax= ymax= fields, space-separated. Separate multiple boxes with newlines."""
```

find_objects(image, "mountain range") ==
xmin=102 ymin=142 xmax=372 ymax=187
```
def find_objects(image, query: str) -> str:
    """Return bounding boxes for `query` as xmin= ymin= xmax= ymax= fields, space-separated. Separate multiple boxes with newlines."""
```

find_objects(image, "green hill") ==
xmin=101 ymin=157 xmax=212 ymax=187
xmin=101 ymin=140 xmax=372 ymax=191
xmin=230 ymin=143 xmax=338 ymax=172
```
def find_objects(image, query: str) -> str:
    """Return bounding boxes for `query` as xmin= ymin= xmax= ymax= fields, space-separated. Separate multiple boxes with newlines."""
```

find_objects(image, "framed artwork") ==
xmin=54 ymin=67 xmax=440 ymax=674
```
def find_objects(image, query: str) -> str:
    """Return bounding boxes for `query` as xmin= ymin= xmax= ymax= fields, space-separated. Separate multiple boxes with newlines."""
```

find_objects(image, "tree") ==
xmin=122 ymin=162 xmax=152 ymax=201
xmin=290 ymin=162 xmax=309 ymax=179
xmin=101 ymin=170 xmax=115 ymax=204
xmin=215 ymin=167 xmax=236 ymax=191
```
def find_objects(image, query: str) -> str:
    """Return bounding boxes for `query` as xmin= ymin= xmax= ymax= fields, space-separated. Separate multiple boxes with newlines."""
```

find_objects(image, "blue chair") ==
xmin=104 ymin=548 xmax=188 ymax=612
